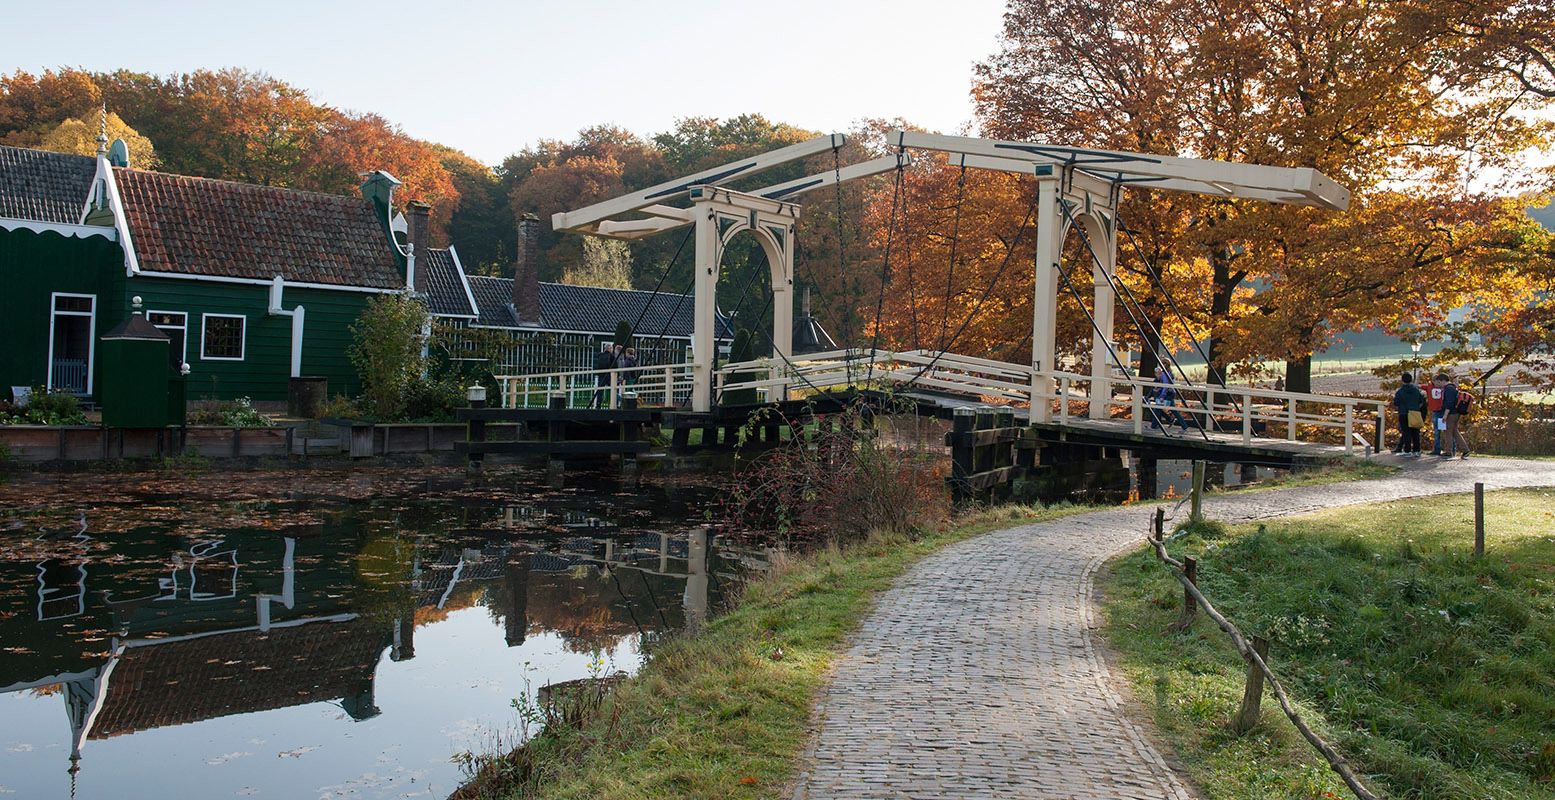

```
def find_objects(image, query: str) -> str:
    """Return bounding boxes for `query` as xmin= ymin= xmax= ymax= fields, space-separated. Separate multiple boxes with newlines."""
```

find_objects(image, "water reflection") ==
xmin=0 ymin=470 xmax=766 ymax=799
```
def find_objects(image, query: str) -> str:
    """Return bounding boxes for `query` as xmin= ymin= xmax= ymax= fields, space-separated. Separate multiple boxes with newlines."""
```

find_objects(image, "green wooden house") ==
xmin=0 ymin=143 xmax=412 ymax=404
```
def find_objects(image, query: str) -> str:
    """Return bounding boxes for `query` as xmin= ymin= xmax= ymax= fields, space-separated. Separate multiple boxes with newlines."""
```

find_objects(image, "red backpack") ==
xmin=1454 ymin=390 xmax=1474 ymax=416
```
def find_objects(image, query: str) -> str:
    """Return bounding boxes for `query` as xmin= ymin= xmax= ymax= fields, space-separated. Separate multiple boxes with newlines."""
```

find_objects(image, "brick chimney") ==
xmin=512 ymin=212 xmax=542 ymax=324
xmin=406 ymin=201 xmax=431 ymax=256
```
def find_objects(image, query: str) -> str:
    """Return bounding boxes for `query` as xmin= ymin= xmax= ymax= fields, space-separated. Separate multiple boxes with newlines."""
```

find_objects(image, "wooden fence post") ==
xmin=1190 ymin=460 xmax=1205 ymax=523
xmin=1474 ymin=482 xmax=1485 ymax=557
xmin=1174 ymin=555 xmax=1199 ymax=630
xmin=1153 ymin=507 xmax=1165 ymax=541
xmin=1232 ymin=635 xmax=1271 ymax=734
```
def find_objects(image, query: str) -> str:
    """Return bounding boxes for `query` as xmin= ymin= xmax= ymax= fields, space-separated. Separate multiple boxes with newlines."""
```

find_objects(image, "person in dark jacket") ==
xmin=1392 ymin=372 xmax=1427 ymax=455
xmin=591 ymin=344 xmax=623 ymax=408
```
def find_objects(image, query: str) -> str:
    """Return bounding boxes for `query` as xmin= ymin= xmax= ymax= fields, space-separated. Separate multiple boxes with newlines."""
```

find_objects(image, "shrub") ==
xmin=402 ymin=376 xmax=465 ymax=422
xmin=725 ymin=401 xmax=948 ymax=543
xmin=0 ymin=389 xmax=87 ymax=425
xmin=187 ymin=397 xmax=271 ymax=427
xmin=349 ymin=292 xmax=428 ymax=420
xmin=317 ymin=394 xmax=361 ymax=420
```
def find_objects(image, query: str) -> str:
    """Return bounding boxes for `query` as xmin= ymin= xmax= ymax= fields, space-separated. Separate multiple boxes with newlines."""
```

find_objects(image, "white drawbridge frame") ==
xmin=554 ymin=130 xmax=1349 ymax=414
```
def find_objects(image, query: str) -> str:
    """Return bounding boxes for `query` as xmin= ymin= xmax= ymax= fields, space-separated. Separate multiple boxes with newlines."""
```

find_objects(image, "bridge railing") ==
xmin=715 ymin=348 xmax=1034 ymax=403
xmin=494 ymin=363 xmax=696 ymax=409
xmin=1040 ymin=369 xmax=1388 ymax=454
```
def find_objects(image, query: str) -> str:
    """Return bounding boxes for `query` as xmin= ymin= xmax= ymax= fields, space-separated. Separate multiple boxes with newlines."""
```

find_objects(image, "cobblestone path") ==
xmin=792 ymin=456 xmax=1554 ymax=799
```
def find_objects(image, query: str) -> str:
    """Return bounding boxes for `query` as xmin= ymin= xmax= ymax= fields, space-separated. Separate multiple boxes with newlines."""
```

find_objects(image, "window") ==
xmin=201 ymin=314 xmax=246 ymax=361
xmin=149 ymin=311 xmax=187 ymax=369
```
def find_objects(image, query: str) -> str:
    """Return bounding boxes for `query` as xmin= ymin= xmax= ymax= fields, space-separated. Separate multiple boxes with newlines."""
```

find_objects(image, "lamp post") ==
xmin=1410 ymin=341 xmax=1422 ymax=382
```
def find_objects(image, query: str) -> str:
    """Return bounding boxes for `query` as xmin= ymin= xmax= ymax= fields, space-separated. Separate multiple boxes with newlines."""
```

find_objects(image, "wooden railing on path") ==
xmin=1145 ymin=510 xmax=1380 ymax=800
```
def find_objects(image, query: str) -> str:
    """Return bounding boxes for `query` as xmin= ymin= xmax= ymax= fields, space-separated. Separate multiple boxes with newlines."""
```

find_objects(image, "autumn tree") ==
xmin=38 ymin=111 xmax=159 ymax=168
xmin=566 ymin=238 xmax=634 ymax=289
xmin=974 ymin=0 xmax=1555 ymax=391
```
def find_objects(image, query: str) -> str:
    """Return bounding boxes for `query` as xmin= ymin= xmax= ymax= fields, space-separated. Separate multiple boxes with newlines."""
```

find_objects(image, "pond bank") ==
xmin=476 ymin=455 xmax=1549 ymax=800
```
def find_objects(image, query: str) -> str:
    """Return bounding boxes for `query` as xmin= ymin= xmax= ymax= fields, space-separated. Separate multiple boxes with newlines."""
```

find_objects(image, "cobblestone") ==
xmin=793 ymin=456 xmax=1554 ymax=799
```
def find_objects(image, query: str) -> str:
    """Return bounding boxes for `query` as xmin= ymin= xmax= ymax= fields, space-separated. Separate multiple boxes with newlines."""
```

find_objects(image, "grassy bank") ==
xmin=463 ymin=502 xmax=1092 ymax=799
xmin=1103 ymin=488 xmax=1555 ymax=799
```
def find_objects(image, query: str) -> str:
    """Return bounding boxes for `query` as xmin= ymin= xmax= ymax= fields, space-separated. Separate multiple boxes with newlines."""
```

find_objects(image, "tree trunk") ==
xmin=1202 ymin=247 xmax=1239 ymax=387
xmin=1285 ymin=356 xmax=1313 ymax=395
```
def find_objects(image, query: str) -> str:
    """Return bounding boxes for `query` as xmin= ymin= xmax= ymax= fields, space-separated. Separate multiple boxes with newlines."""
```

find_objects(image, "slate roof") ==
xmin=112 ymin=167 xmax=404 ymax=289
xmin=467 ymin=275 xmax=523 ymax=327
xmin=0 ymin=145 xmax=96 ymax=223
xmin=465 ymin=275 xmax=731 ymax=338
xmin=415 ymin=248 xmax=476 ymax=317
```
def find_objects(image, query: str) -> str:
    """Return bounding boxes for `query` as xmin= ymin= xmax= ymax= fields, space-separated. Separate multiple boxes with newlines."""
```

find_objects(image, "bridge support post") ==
xmin=691 ymin=201 xmax=720 ymax=412
xmin=1030 ymin=180 xmax=1059 ymax=423
xmin=1087 ymin=215 xmax=1117 ymax=419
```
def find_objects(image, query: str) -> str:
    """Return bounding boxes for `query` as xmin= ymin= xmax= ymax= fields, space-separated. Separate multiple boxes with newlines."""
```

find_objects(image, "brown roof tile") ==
xmin=113 ymin=168 xmax=405 ymax=289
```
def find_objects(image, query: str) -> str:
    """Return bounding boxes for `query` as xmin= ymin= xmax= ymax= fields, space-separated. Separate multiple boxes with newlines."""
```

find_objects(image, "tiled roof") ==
xmin=416 ymin=248 xmax=476 ymax=317
xmin=467 ymin=275 xmax=522 ymax=328
xmin=113 ymin=168 xmax=404 ymax=289
xmin=89 ymin=617 xmax=388 ymax=739
xmin=0 ymin=145 xmax=95 ymax=223
xmin=466 ymin=275 xmax=730 ymax=338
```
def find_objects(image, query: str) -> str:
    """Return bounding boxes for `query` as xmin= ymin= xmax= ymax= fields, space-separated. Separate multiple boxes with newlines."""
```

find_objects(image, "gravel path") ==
xmin=792 ymin=455 xmax=1554 ymax=799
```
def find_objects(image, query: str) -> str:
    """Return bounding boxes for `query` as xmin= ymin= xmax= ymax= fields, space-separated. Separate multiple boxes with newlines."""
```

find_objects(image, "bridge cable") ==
xmin=1108 ymin=224 xmax=1246 ymax=421
xmin=1119 ymin=223 xmax=1232 ymax=389
xmin=896 ymin=193 xmax=1040 ymax=394
xmin=865 ymin=160 xmax=907 ymax=387
xmin=1054 ymin=200 xmax=1212 ymax=441
xmin=935 ymin=164 xmax=970 ymax=355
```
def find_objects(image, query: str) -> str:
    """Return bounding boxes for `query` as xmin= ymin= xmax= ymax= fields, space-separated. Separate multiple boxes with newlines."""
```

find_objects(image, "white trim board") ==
xmin=0 ymin=217 xmax=117 ymax=240
xmin=136 ymin=270 xmax=403 ymax=294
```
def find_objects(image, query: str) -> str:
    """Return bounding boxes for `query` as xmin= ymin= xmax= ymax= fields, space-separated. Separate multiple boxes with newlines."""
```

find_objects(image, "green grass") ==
xmin=1103 ymin=488 xmax=1555 ymax=799
xmin=477 ymin=503 xmax=1095 ymax=799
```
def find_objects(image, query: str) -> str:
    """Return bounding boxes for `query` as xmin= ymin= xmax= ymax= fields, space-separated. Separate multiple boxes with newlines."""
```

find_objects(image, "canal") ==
xmin=0 ymin=466 xmax=766 ymax=799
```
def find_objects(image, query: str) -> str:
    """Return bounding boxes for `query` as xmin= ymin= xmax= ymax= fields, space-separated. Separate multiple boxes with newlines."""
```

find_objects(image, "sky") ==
xmin=0 ymin=0 xmax=1009 ymax=166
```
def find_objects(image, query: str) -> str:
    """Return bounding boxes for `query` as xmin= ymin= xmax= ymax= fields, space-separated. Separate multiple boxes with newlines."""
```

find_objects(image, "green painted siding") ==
xmin=119 ymin=278 xmax=376 ymax=402
xmin=0 ymin=227 xmax=127 ymax=401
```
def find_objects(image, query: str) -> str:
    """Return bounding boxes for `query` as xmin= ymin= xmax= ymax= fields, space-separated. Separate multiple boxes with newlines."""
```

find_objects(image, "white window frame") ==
xmin=200 ymin=313 xmax=247 ymax=362
xmin=46 ymin=292 xmax=97 ymax=395
xmin=148 ymin=309 xmax=188 ymax=368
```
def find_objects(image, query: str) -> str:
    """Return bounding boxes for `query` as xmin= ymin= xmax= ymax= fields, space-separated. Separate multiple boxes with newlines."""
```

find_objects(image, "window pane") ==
xmin=149 ymin=311 xmax=185 ymax=327
xmin=54 ymin=296 xmax=92 ymax=313
xmin=203 ymin=316 xmax=244 ymax=359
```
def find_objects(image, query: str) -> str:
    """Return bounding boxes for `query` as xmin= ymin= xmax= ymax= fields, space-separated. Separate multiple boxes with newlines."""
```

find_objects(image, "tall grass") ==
xmin=1105 ymin=488 xmax=1555 ymax=799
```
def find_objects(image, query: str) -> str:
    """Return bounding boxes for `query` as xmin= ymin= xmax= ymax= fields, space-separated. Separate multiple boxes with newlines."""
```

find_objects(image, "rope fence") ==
xmin=1145 ymin=507 xmax=1381 ymax=800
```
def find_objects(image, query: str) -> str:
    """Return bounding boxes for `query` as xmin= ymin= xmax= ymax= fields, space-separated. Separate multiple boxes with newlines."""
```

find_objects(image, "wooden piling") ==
xmin=467 ymin=389 xmax=487 ymax=472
